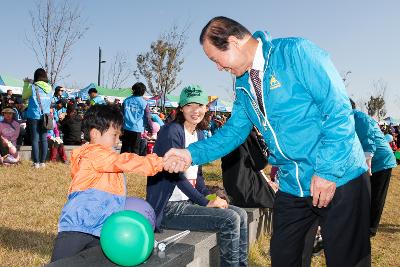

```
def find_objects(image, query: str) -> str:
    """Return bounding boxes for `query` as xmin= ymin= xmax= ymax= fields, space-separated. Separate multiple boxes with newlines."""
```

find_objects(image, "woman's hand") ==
xmin=207 ymin=196 xmax=228 ymax=209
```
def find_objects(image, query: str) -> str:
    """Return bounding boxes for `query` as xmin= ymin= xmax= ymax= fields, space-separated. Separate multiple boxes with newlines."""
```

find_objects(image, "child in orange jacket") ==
xmin=51 ymin=104 xmax=164 ymax=262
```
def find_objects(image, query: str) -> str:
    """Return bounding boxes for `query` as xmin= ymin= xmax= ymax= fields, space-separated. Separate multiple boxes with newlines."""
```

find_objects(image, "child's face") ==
xmin=91 ymin=126 xmax=121 ymax=148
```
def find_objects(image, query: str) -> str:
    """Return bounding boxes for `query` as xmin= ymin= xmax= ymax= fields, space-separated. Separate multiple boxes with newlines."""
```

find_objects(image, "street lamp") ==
xmin=98 ymin=47 xmax=106 ymax=86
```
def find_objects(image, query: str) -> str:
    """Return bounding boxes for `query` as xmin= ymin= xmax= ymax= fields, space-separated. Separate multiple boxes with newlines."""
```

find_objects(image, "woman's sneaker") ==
xmin=32 ymin=163 xmax=40 ymax=169
xmin=39 ymin=163 xmax=46 ymax=168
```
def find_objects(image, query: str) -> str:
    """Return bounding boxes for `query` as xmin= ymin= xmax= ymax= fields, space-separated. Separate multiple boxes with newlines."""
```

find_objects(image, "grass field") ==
xmin=0 ymin=160 xmax=399 ymax=266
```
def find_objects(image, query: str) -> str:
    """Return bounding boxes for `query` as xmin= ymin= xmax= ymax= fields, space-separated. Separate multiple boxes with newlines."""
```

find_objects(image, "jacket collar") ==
xmin=252 ymin=31 xmax=274 ymax=73
xmin=234 ymin=31 xmax=274 ymax=127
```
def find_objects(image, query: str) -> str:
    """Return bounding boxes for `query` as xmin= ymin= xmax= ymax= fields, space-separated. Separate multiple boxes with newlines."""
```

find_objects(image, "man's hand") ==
xmin=163 ymin=148 xmax=192 ymax=173
xmin=162 ymin=155 xmax=186 ymax=173
xmin=207 ymin=196 xmax=228 ymax=209
xmin=366 ymin=157 xmax=372 ymax=176
xmin=310 ymin=175 xmax=336 ymax=208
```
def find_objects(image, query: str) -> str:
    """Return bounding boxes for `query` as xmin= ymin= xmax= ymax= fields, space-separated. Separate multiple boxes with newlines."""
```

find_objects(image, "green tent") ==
xmin=0 ymin=74 xmax=24 ymax=87
xmin=95 ymin=85 xmax=132 ymax=98
xmin=0 ymin=74 xmax=24 ymax=94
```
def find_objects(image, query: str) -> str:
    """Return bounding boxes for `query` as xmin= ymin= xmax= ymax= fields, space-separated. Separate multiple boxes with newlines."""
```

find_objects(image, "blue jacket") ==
xmin=90 ymin=95 xmax=106 ymax=105
xmin=353 ymin=110 xmax=397 ymax=173
xmin=188 ymin=31 xmax=367 ymax=197
xmin=146 ymin=122 xmax=210 ymax=231
xmin=123 ymin=95 xmax=152 ymax=133
xmin=25 ymin=83 xmax=53 ymax=120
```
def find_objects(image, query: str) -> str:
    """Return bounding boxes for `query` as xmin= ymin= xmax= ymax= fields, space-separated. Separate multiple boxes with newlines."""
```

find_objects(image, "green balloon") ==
xmin=100 ymin=210 xmax=154 ymax=266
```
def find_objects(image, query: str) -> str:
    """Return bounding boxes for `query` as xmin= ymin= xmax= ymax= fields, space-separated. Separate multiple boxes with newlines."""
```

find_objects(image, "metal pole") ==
xmin=98 ymin=47 xmax=101 ymax=86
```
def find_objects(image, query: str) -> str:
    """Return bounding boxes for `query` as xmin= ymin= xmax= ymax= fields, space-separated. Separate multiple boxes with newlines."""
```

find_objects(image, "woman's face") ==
xmin=2 ymin=112 xmax=13 ymax=122
xmin=182 ymin=103 xmax=207 ymax=126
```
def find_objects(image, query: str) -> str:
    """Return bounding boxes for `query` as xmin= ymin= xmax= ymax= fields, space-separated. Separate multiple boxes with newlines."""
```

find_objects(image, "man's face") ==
xmin=203 ymin=37 xmax=248 ymax=76
xmin=7 ymin=90 xmax=12 ymax=96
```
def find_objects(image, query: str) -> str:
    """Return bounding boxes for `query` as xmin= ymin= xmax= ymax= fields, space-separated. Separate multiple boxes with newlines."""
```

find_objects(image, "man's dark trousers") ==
xmin=121 ymin=129 xmax=141 ymax=154
xmin=271 ymin=174 xmax=371 ymax=267
xmin=370 ymin=168 xmax=392 ymax=236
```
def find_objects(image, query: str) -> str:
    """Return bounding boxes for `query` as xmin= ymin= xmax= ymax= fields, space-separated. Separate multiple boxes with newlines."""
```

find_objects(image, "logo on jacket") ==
xmin=270 ymin=75 xmax=281 ymax=90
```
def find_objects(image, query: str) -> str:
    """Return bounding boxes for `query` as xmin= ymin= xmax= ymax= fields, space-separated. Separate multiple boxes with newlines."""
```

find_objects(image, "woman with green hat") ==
xmin=147 ymin=84 xmax=248 ymax=267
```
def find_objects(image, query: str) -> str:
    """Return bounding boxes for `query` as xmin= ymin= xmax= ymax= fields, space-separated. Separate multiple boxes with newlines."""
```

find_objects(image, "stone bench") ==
xmin=45 ymin=208 xmax=272 ymax=267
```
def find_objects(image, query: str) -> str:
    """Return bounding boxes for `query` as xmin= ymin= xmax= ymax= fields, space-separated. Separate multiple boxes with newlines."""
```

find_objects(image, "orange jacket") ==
xmin=69 ymin=144 xmax=163 ymax=195
xmin=58 ymin=144 xmax=163 ymax=236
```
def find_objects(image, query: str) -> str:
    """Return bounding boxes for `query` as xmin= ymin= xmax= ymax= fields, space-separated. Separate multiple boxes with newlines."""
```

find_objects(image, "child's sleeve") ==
xmin=92 ymin=149 xmax=163 ymax=176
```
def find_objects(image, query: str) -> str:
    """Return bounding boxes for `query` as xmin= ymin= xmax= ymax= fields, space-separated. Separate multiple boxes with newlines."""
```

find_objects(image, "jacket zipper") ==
xmin=237 ymin=86 xmax=304 ymax=197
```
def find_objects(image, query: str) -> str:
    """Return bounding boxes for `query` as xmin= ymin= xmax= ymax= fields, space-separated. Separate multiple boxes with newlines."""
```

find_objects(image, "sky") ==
xmin=1 ymin=0 xmax=399 ymax=117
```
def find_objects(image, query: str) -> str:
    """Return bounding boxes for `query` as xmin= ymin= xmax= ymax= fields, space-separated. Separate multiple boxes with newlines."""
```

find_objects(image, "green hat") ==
xmin=179 ymin=85 xmax=208 ymax=106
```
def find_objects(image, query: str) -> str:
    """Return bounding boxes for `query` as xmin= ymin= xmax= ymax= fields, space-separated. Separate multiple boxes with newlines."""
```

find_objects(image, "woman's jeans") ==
xmin=162 ymin=201 xmax=248 ymax=267
xmin=27 ymin=119 xmax=48 ymax=163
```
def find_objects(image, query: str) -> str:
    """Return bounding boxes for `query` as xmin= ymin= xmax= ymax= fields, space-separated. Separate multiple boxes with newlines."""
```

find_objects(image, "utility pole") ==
xmin=98 ymin=47 xmax=106 ymax=86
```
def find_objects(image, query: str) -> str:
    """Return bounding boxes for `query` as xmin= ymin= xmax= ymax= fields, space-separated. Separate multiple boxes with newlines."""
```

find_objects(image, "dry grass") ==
xmin=0 ymin=160 xmax=399 ymax=266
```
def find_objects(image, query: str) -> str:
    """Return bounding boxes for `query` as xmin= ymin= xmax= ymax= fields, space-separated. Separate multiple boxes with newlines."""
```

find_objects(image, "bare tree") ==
xmin=26 ymin=0 xmax=88 ymax=86
xmin=136 ymin=25 xmax=187 ymax=110
xmin=366 ymin=79 xmax=388 ymax=121
xmin=105 ymin=52 xmax=134 ymax=89
xmin=355 ymin=96 xmax=368 ymax=113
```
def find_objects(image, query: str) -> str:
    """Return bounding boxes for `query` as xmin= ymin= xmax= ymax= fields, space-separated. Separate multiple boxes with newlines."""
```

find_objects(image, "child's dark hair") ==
xmin=82 ymin=104 xmax=123 ymax=141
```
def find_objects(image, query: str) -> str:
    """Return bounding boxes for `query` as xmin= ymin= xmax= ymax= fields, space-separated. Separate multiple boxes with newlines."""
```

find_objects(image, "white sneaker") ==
xmin=39 ymin=163 xmax=46 ymax=168
xmin=32 ymin=163 xmax=40 ymax=169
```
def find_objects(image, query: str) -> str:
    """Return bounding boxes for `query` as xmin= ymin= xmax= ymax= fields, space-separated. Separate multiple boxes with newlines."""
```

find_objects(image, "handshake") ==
xmin=162 ymin=148 xmax=193 ymax=173
xmin=160 ymin=148 xmax=229 ymax=209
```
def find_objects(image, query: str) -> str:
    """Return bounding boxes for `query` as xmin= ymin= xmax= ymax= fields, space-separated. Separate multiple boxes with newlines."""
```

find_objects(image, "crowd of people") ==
xmin=0 ymin=73 xmax=230 ymax=168
xmin=1 ymin=16 xmax=400 ymax=267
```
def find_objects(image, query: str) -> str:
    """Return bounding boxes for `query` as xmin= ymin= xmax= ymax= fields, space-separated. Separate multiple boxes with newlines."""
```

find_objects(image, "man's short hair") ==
xmin=88 ymin=88 xmax=98 ymax=94
xmin=199 ymin=16 xmax=251 ymax=51
xmin=132 ymin=82 xmax=146 ymax=96
xmin=82 ymin=104 xmax=123 ymax=141
xmin=56 ymin=99 xmax=68 ymax=106
xmin=15 ymin=97 xmax=23 ymax=104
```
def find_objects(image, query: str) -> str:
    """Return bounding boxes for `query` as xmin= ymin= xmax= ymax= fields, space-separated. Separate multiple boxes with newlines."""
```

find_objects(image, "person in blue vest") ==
xmin=88 ymin=87 xmax=106 ymax=106
xmin=163 ymin=17 xmax=370 ymax=266
xmin=52 ymin=86 xmax=66 ymax=107
xmin=351 ymin=99 xmax=397 ymax=237
xmin=121 ymin=82 xmax=153 ymax=154
xmin=22 ymin=68 xmax=53 ymax=169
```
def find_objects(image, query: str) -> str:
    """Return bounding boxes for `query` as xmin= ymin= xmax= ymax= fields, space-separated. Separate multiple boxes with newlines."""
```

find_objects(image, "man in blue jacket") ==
xmin=351 ymin=99 xmax=397 ymax=237
xmin=88 ymin=88 xmax=106 ymax=106
xmin=164 ymin=16 xmax=370 ymax=266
